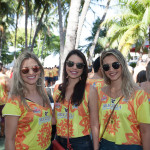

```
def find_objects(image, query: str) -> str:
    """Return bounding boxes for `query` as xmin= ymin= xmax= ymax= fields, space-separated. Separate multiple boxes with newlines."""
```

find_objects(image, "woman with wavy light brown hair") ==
xmin=98 ymin=49 xmax=150 ymax=150
xmin=2 ymin=51 xmax=52 ymax=150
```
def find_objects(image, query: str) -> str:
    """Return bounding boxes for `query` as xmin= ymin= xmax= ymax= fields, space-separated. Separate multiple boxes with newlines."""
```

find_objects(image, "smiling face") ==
xmin=103 ymin=55 xmax=122 ymax=82
xmin=20 ymin=58 xmax=41 ymax=86
xmin=66 ymin=54 xmax=84 ymax=80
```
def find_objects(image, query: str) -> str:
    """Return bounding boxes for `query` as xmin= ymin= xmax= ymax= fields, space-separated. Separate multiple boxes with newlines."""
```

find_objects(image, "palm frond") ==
xmin=118 ymin=23 xmax=140 ymax=51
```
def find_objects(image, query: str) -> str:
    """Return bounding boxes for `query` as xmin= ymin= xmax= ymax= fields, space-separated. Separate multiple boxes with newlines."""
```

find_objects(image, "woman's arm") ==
xmin=5 ymin=115 xmax=19 ymax=150
xmin=140 ymin=123 xmax=150 ymax=150
xmin=88 ymin=85 xmax=99 ymax=150
xmin=52 ymin=109 xmax=56 ymax=125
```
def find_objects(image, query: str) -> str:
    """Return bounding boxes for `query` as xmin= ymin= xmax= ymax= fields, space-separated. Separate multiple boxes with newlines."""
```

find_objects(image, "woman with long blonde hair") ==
xmin=98 ymin=49 xmax=150 ymax=150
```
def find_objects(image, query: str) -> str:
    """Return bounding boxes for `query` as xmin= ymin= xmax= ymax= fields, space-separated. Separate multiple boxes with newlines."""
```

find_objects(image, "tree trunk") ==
xmin=139 ymin=40 xmax=145 ymax=60
xmin=89 ymin=0 xmax=111 ymax=64
xmin=25 ymin=0 xmax=28 ymax=50
xmin=30 ymin=3 xmax=47 ymax=52
xmin=29 ymin=13 xmax=33 ymax=46
xmin=57 ymin=0 xmax=65 ymax=79
xmin=37 ymin=33 xmax=41 ymax=56
xmin=0 ymin=31 xmax=2 ymax=61
xmin=75 ymin=0 xmax=91 ymax=49
xmin=41 ymin=34 xmax=46 ymax=61
xmin=60 ymin=0 xmax=81 ymax=80
xmin=14 ymin=13 xmax=19 ymax=59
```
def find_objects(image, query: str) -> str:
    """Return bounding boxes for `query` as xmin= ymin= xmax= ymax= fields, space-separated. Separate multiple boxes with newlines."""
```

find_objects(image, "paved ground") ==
xmin=0 ymin=137 xmax=5 ymax=150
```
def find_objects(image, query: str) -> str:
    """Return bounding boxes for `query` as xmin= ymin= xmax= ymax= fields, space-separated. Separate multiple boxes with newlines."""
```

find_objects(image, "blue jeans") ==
xmin=55 ymin=135 xmax=93 ymax=150
xmin=46 ymin=144 xmax=51 ymax=150
xmin=99 ymin=138 xmax=143 ymax=150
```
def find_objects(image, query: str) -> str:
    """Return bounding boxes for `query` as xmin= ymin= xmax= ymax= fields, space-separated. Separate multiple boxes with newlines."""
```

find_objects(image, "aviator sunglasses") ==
xmin=102 ymin=62 xmax=120 ymax=71
xmin=21 ymin=65 xmax=40 ymax=74
xmin=66 ymin=60 xmax=85 ymax=69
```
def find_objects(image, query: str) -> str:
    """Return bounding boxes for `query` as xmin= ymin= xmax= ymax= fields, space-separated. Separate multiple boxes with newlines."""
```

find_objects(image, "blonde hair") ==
xmin=9 ymin=51 xmax=50 ymax=107
xmin=100 ymin=49 xmax=138 ymax=100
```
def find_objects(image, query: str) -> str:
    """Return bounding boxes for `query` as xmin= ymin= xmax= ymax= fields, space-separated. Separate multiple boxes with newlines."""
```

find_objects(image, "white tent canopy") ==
xmin=44 ymin=53 xmax=59 ymax=67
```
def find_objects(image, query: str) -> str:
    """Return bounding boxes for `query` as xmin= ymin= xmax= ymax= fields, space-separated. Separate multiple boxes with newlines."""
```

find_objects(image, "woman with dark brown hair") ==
xmin=53 ymin=50 xmax=99 ymax=150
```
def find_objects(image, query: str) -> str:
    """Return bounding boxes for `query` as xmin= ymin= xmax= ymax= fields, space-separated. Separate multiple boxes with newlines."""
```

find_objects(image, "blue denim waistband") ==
xmin=99 ymin=138 xmax=143 ymax=150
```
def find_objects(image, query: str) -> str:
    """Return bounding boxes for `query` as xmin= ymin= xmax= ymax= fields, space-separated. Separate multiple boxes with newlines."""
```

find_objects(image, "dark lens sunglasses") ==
xmin=102 ymin=62 xmax=120 ymax=71
xmin=21 ymin=66 xmax=40 ymax=74
xmin=66 ymin=61 xmax=85 ymax=69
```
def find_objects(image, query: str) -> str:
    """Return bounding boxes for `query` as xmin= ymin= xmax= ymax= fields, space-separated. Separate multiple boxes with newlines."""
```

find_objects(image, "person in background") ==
xmin=53 ymin=50 xmax=99 ymax=150
xmin=44 ymin=67 xmax=50 ymax=87
xmin=53 ymin=65 xmax=59 ymax=85
xmin=0 ymin=62 xmax=11 ymax=137
xmin=88 ymin=65 xmax=94 ymax=78
xmin=141 ymin=61 xmax=150 ymax=103
xmin=136 ymin=70 xmax=147 ymax=86
xmin=87 ymin=56 xmax=105 ymax=88
xmin=49 ymin=67 xmax=53 ymax=86
xmin=133 ymin=60 xmax=147 ymax=82
xmin=2 ymin=51 xmax=52 ymax=150
xmin=99 ymin=49 xmax=150 ymax=150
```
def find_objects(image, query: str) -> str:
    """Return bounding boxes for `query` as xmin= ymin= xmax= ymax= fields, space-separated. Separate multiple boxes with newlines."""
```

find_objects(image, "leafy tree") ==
xmin=84 ymin=17 xmax=107 ymax=56
xmin=102 ymin=0 xmax=150 ymax=57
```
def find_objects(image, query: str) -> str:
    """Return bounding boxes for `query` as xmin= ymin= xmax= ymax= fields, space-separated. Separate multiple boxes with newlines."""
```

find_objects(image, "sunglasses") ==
xmin=102 ymin=62 xmax=120 ymax=71
xmin=66 ymin=61 xmax=85 ymax=69
xmin=21 ymin=66 xmax=40 ymax=74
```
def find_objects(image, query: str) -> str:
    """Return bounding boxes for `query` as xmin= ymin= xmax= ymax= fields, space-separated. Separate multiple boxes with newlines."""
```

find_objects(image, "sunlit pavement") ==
xmin=0 ymin=137 xmax=5 ymax=150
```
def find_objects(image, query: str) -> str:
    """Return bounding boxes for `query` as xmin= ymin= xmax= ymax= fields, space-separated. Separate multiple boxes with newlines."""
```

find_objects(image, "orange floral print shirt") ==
xmin=2 ymin=97 xmax=52 ymax=150
xmin=53 ymin=84 xmax=91 ymax=138
xmin=0 ymin=77 xmax=8 ymax=105
xmin=98 ymin=89 xmax=150 ymax=145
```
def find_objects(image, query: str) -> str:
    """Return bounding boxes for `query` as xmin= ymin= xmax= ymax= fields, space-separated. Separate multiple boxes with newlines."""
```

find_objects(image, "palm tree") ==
xmin=60 ymin=0 xmax=82 ymax=80
xmin=75 ymin=0 xmax=91 ymax=49
xmin=30 ymin=0 xmax=50 ymax=52
xmin=25 ymin=0 xmax=29 ymax=50
xmin=0 ymin=0 xmax=15 ymax=61
xmin=89 ymin=0 xmax=112 ymax=64
xmin=102 ymin=0 xmax=150 ymax=57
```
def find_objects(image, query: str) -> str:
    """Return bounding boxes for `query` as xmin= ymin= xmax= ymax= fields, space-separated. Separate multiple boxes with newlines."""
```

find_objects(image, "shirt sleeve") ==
xmin=136 ymin=90 xmax=150 ymax=124
xmin=2 ymin=98 xmax=21 ymax=117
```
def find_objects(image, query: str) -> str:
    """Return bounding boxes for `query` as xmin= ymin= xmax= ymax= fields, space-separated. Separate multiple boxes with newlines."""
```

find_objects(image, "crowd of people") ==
xmin=0 ymin=49 xmax=150 ymax=150
xmin=44 ymin=66 xmax=59 ymax=87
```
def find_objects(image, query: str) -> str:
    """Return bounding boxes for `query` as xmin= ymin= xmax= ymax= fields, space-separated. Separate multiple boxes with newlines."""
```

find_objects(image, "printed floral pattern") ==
xmin=3 ymin=98 xmax=52 ymax=149
xmin=99 ymin=89 xmax=150 ymax=145
xmin=54 ymin=84 xmax=91 ymax=137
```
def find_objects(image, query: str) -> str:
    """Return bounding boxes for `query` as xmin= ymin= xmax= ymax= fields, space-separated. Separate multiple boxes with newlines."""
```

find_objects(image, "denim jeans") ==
xmin=46 ymin=144 xmax=51 ymax=150
xmin=55 ymin=135 xmax=93 ymax=150
xmin=99 ymin=138 xmax=143 ymax=150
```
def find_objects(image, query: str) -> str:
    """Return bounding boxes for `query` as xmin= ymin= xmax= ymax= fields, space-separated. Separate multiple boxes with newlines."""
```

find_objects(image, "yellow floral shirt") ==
xmin=2 ymin=97 xmax=52 ymax=150
xmin=98 ymin=89 xmax=150 ymax=145
xmin=53 ymin=84 xmax=91 ymax=137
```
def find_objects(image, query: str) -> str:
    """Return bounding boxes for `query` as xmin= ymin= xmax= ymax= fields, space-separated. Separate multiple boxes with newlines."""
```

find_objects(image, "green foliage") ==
xmin=129 ymin=62 xmax=136 ymax=68
xmin=102 ymin=0 xmax=150 ymax=57
xmin=84 ymin=17 xmax=107 ymax=55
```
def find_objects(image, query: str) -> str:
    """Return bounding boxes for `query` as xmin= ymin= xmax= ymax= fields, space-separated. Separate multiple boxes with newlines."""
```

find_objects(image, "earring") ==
xmin=36 ymin=77 xmax=43 ymax=86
